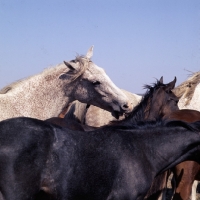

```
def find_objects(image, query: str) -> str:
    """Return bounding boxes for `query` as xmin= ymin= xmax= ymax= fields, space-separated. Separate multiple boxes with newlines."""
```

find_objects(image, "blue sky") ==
xmin=0 ymin=0 xmax=200 ymax=94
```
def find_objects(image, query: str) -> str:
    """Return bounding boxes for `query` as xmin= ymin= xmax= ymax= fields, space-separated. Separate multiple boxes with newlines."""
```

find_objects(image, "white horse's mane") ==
xmin=0 ymin=66 xmax=60 ymax=94
xmin=173 ymin=71 xmax=200 ymax=105
xmin=0 ymin=77 xmax=29 ymax=94
xmin=0 ymin=56 xmax=89 ymax=94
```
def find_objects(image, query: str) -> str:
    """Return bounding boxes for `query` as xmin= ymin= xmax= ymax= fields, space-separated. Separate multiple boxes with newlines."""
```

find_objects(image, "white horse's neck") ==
xmin=0 ymin=64 xmax=73 ymax=120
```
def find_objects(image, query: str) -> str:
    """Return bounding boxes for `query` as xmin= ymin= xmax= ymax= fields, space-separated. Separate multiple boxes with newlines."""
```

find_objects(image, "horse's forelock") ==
xmin=143 ymin=79 xmax=164 ymax=91
xmin=142 ymin=81 xmax=165 ymax=103
xmin=67 ymin=55 xmax=91 ymax=82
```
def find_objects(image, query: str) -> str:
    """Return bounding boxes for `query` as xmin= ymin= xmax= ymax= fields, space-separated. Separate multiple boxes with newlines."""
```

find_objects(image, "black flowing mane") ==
xmin=111 ymin=119 xmax=200 ymax=133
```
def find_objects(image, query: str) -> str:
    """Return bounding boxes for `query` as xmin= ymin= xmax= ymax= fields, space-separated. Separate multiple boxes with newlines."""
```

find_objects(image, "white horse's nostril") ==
xmin=122 ymin=104 xmax=129 ymax=109
xmin=121 ymin=103 xmax=130 ymax=111
xmin=121 ymin=102 xmax=134 ymax=113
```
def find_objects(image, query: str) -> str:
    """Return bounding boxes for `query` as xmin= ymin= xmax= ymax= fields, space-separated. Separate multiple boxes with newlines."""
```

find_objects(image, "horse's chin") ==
xmin=111 ymin=111 xmax=120 ymax=119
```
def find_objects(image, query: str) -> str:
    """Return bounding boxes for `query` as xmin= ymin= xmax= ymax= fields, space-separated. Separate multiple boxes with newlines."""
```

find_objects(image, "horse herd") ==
xmin=0 ymin=46 xmax=200 ymax=200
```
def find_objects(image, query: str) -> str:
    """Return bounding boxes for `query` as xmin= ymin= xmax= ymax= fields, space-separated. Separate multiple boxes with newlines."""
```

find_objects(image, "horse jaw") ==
xmin=111 ymin=110 xmax=120 ymax=119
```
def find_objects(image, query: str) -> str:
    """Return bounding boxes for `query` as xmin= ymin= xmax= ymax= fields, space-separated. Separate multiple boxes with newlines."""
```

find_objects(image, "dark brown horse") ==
xmin=163 ymin=109 xmax=200 ymax=200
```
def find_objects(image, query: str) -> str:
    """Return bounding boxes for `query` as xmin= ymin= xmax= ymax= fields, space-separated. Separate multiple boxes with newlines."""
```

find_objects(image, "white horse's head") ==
xmin=59 ymin=46 xmax=133 ymax=118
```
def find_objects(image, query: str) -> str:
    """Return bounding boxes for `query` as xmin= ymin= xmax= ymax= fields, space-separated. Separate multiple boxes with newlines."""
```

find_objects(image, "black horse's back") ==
xmin=0 ymin=117 xmax=55 ymax=200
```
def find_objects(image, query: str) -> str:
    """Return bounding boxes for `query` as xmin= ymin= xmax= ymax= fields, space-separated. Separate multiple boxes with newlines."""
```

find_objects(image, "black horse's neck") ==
xmin=126 ymin=121 xmax=200 ymax=174
xmin=145 ymin=127 xmax=200 ymax=175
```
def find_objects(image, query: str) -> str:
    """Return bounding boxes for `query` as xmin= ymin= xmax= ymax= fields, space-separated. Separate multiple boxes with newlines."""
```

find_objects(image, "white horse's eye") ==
xmin=92 ymin=81 xmax=101 ymax=86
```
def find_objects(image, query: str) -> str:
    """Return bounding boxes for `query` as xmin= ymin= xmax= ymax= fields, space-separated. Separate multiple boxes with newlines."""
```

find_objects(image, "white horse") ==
xmin=172 ymin=71 xmax=200 ymax=200
xmin=0 ymin=46 xmax=132 ymax=121
xmin=176 ymin=72 xmax=200 ymax=112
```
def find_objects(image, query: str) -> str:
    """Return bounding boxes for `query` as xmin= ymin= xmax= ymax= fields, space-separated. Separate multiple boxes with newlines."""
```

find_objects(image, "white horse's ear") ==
xmin=86 ymin=46 xmax=94 ymax=59
xmin=63 ymin=61 xmax=76 ymax=71
xmin=60 ymin=61 xmax=78 ymax=79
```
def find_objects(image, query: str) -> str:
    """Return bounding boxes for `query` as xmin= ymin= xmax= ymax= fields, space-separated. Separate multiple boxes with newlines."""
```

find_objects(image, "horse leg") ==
xmin=161 ymin=170 xmax=173 ymax=200
xmin=190 ymin=181 xmax=198 ymax=200
xmin=145 ymin=171 xmax=170 ymax=200
xmin=58 ymin=103 xmax=71 ymax=118
xmin=0 ymin=192 xmax=4 ymax=200
xmin=170 ymin=173 xmax=176 ymax=200
xmin=172 ymin=161 xmax=199 ymax=200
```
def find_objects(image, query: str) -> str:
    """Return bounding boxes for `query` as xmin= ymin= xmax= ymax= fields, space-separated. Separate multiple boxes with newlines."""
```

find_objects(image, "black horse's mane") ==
xmin=164 ymin=120 xmax=200 ymax=132
xmin=108 ymin=119 xmax=200 ymax=133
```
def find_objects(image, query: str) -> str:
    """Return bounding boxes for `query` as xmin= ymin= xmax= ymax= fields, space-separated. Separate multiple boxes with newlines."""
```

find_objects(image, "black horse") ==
xmin=1 ymin=117 xmax=200 ymax=200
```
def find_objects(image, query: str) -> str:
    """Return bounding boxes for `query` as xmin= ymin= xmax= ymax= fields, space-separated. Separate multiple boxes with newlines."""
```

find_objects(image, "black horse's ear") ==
xmin=166 ymin=77 xmax=177 ymax=91
xmin=159 ymin=76 xmax=163 ymax=84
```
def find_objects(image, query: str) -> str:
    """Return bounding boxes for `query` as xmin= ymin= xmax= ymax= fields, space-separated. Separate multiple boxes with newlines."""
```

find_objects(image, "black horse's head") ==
xmin=111 ymin=76 xmax=179 ymax=126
